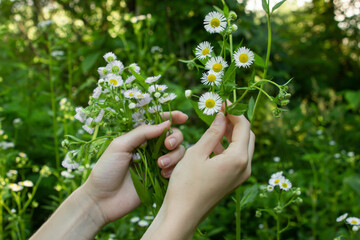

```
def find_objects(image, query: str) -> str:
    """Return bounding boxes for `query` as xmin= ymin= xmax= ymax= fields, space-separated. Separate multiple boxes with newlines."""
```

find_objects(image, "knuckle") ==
xmin=207 ymin=127 xmax=221 ymax=136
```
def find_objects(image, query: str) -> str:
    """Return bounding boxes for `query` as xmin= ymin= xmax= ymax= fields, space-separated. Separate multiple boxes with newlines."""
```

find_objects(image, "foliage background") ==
xmin=0 ymin=0 xmax=359 ymax=239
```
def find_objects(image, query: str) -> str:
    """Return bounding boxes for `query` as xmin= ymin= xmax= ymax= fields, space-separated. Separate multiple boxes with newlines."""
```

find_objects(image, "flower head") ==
xmin=61 ymin=171 xmax=75 ymax=179
xmin=97 ymin=67 xmax=108 ymax=78
xmin=159 ymin=93 xmax=177 ymax=104
xmin=94 ymin=109 xmax=105 ymax=123
xmin=125 ymin=75 xmax=136 ymax=84
xmin=138 ymin=220 xmax=149 ymax=227
xmin=145 ymin=75 xmax=161 ymax=84
xmin=267 ymin=185 xmax=274 ymax=192
xmin=198 ymin=92 xmax=222 ymax=115
xmin=346 ymin=217 xmax=360 ymax=226
xmin=103 ymin=52 xmax=116 ymax=63
xmin=136 ymin=97 xmax=152 ymax=107
xmin=74 ymin=107 xmax=87 ymax=123
xmin=9 ymin=183 xmax=23 ymax=192
xmin=124 ymin=89 xmax=139 ymax=99
xmin=204 ymin=11 xmax=227 ymax=34
xmin=205 ymin=56 xmax=228 ymax=73
xmin=336 ymin=213 xmax=348 ymax=222
xmin=106 ymin=60 xmax=124 ymax=74
xmin=201 ymin=70 xmax=222 ymax=86
xmin=195 ymin=41 xmax=213 ymax=59
xmin=19 ymin=180 xmax=34 ymax=187
xmin=106 ymin=73 xmax=123 ymax=87
xmin=148 ymin=84 xmax=168 ymax=93
xmin=279 ymin=178 xmax=292 ymax=191
xmin=62 ymin=150 xmax=79 ymax=170
xmin=234 ymin=47 xmax=255 ymax=68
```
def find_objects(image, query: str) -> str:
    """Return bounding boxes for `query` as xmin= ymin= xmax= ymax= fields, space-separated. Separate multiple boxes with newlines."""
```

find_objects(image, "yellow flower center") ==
xmin=275 ymin=179 xmax=280 ymax=184
xmin=212 ymin=63 xmax=223 ymax=72
xmin=202 ymin=48 xmax=210 ymax=55
xmin=109 ymin=79 xmax=118 ymax=85
xmin=207 ymin=74 xmax=216 ymax=82
xmin=239 ymin=54 xmax=249 ymax=63
xmin=282 ymin=182 xmax=288 ymax=188
xmin=205 ymin=99 xmax=215 ymax=108
xmin=137 ymin=94 xmax=144 ymax=98
xmin=210 ymin=18 xmax=220 ymax=28
xmin=129 ymin=92 xmax=134 ymax=97
xmin=351 ymin=220 xmax=357 ymax=224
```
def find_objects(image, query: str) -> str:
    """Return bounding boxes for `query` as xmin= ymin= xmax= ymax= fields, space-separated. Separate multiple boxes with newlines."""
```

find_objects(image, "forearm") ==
xmin=30 ymin=186 xmax=106 ymax=240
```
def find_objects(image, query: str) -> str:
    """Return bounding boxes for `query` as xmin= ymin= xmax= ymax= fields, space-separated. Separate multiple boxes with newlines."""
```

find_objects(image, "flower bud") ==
xmin=226 ymin=28 xmax=233 ymax=35
xmin=231 ymin=24 xmax=238 ymax=32
xmin=285 ymin=93 xmax=291 ymax=99
xmin=154 ymin=92 xmax=161 ymax=98
xmin=129 ymin=103 xmax=136 ymax=109
xmin=272 ymin=108 xmax=281 ymax=118
xmin=61 ymin=139 xmax=70 ymax=149
xmin=229 ymin=11 xmax=237 ymax=20
xmin=255 ymin=210 xmax=262 ymax=218
xmin=295 ymin=197 xmax=303 ymax=204
xmin=259 ymin=193 xmax=267 ymax=198
xmin=274 ymin=206 xmax=282 ymax=214
xmin=185 ymin=90 xmax=192 ymax=99
xmin=187 ymin=63 xmax=194 ymax=70
xmin=296 ymin=187 xmax=301 ymax=196
xmin=280 ymin=100 xmax=290 ymax=106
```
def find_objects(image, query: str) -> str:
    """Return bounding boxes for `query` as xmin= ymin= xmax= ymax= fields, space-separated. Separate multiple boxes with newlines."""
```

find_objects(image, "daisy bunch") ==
xmin=181 ymin=0 xmax=292 ymax=125
xmin=62 ymin=52 xmax=178 ymax=211
xmin=336 ymin=213 xmax=360 ymax=237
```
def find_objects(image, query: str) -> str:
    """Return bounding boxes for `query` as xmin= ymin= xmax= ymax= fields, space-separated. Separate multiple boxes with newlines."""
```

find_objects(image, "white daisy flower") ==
xmin=92 ymin=86 xmax=102 ymax=99
xmin=6 ymin=170 xmax=18 ymax=177
xmin=198 ymin=92 xmax=222 ymax=115
xmin=124 ymin=89 xmax=139 ymax=99
xmin=234 ymin=47 xmax=255 ymax=68
xmin=106 ymin=73 xmax=123 ymax=87
xmin=144 ymin=215 xmax=154 ymax=220
xmin=94 ymin=109 xmax=105 ymax=123
xmin=201 ymin=70 xmax=222 ymax=86
xmin=273 ymin=156 xmax=281 ymax=162
xmin=106 ymin=107 xmax=116 ymax=113
xmin=97 ymin=67 xmax=108 ymax=78
xmin=204 ymin=11 xmax=227 ymax=34
xmin=125 ymin=75 xmax=136 ymax=84
xmin=205 ymin=56 xmax=228 ymax=73
xmin=267 ymin=185 xmax=274 ymax=192
xmin=336 ymin=213 xmax=348 ymax=222
xmin=271 ymin=171 xmax=283 ymax=179
xmin=74 ymin=107 xmax=87 ymax=123
xmin=148 ymin=84 xmax=168 ymax=93
xmin=145 ymin=75 xmax=161 ymax=84
xmin=279 ymin=178 xmax=292 ymax=191
xmin=61 ymin=171 xmax=74 ymax=179
xmin=132 ymin=109 xmax=146 ymax=123
xmin=130 ymin=216 xmax=140 ymax=223
xmin=19 ymin=180 xmax=33 ymax=187
xmin=19 ymin=152 xmax=27 ymax=158
xmin=148 ymin=106 xmax=162 ymax=113
xmin=137 ymin=97 xmax=152 ymax=107
xmin=103 ymin=52 xmax=116 ymax=63
xmin=129 ymin=103 xmax=136 ymax=109
xmin=82 ymin=117 xmax=94 ymax=134
xmin=135 ymin=92 xmax=150 ymax=100
xmin=353 ymin=226 xmax=359 ymax=232
xmin=269 ymin=174 xmax=285 ymax=186
xmin=346 ymin=217 xmax=360 ymax=226
xmin=106 ymin=60 xmax=124 ymax=74
xmin=159 ymin=93 xmax=177 ymax=104
xmin=185 ymin=90 xmax=192 ymax=98
xmin=138 ymin=220 xmax=149 ymax=227
xmin=129 ymin=63 xmax=141 ymax=74
xmin=195 ymin=41 xmax=213 ymax=59
xmin=132 ymin=153 xmax=141 ymax=162
xmin=61 ymin=150 xmax=79 ymax=170
xmin=9 ymin=183 xmax=23 ymax=192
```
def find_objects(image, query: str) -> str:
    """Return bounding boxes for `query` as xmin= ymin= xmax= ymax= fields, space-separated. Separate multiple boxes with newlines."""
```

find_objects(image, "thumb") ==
xmin=108 ymin=121 xmax=171 ymax=153
xmin=193 ymin=112 xmax=226 ymax=158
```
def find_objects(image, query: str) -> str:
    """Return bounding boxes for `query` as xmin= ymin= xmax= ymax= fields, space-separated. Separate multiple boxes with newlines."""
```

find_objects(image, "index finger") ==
xmin=223 ymin=114 xmax=250 ymax=157
xmin=161 ymin=111 xmax=188 ymax=124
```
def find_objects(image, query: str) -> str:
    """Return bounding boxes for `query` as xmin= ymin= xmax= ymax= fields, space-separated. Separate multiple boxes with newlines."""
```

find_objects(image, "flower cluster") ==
xmin=336 ymin=213 xmax=360 ymax=232
xmin=267 ymin=171 xmax=293 ymax=191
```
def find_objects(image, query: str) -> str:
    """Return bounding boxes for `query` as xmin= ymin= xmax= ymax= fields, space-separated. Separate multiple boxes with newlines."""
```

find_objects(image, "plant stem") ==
xmin=251 ymin=12 xmax=272 ymax=125
xmin=277 ymin=214 xmax=281 ymax=240
xmin=236 ymin=188 xmax=241 ymax=240
xmin=67 ymin=43 xmax=73 ymax=101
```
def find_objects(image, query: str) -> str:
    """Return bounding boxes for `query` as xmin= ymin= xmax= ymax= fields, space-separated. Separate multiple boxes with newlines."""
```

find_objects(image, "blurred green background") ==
xmin=0 ymin=0 xmax=359 ymax=239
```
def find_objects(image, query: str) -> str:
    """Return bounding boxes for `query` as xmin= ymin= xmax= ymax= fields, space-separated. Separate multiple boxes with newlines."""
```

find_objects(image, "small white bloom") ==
xmin=9 ymin=183 xmax=23 ymax=192
xmin=19 ymin=180 xmax=34 ymax=187
xmin=195 ymin=41 xmax=213 ymax=59
xmin=148 ymin=84 xmax=168 ymax=93
xmin=0 ymin=129 xmax=4 ymax=135
xmin=124 ymin=89 xmax=139 ymax=99
xmin=106 ymin=73 xmax=123 ymax=87
xmin=59 ymin=98 xmax=67 ymax=106
xmin=130 ymin=216 xmax=140 ymax=223
xmin=61 ymin=171 xmax=74 ymax=179
xmin=346 ymin=217 xmax=360 ymax=226
xmin=134 ymin=92 xmax=150 ymax=100
xmin=13 ymin=118 xmax=22 ymax=124
xmin=129 ymin=103 xmax=136 ymax=109
xmin=144 ymin=215 xmax=154 ymax=220
xmin=159 ymin=93 xmax=177 ymax=104
xmin=234 ymin=47 xmax=255 ymax=68
xmin=0 ymin=141 xmax=15 ymax=150
xmin=51 ymin=50 xmax=64 ymax=57
xmin=336 ymin=213 xmax=348 ymax=222
xmin=279 ymin=178 xmax=292 ymax=191
xmin=103 ymin=52 xmax=116 ymax=63
xmin=129 ymin=63 xmax=141 ymax=74
xmin=94 ymin=109 xmax=105 ymax=123
xmin=83 ymin=125 xmax=94 ymax=134
xmin=204 ymin=11 xmax=227 ymax=33
xmin=198 ymin=92 xmax=222 ymax=115
xmin=353 ymin=226 xmax=359 ymax=232
xmin=74 ymin=107 xmax=87 ymax=123
xmin=329 ymin=140 xmax=336 ymax=146
xmin=316 ymin=130 xmax=323 ymax=135
xmin=6 ymin=170 xmax=18 ymax=177
xmin=288 ymin=169 xmax=295 ymax=174
xmin=92 ymin=86 xmax=102 ymax=99
xmin=273 ymin=156 xmax=281 ymax=162
xmin=267 ymin=185 xmax=274 ymax=192
xmin=148 ymin=106 xmax=162 ymax=113
xmin=151 ymin=46 xmax=163 ymax=53
xmin=270 ymin=171 xmax=283 ymax=179
xmin=19 ymin=152 xmax=27 ymax=158
xmin=348 ymin=151 xmax=355 ymax=157
xmin=154 ymin=92 xmax=161 ymax=98
xmin=334 ymin=153 xmax=341 ymax=159
xmin=185 ymin=90 xmax=192 ymax=98
xmin=106 ymin=60 xmax=124 ymax=74
xmin=61 ymin=150 xmax=79 ymax=170
xmin=125 ymin=75 xmax=136 ymax=84
xmin=205 ymin=56 xmax=228 ymax=73
xmin=258 ymin=224 xmax=264 ymax=229
xmin=11 ymin=209 xmax=16 ymax=213
xmin=201 ymin=70 xmax=222 ymax=86
xmin=145 ymin=75 xmax=161 ymax=84
xmin=136 ymin=97 xmax=152 ymax=107
xmin=132 ymin=153 xmax=141 ymax=161
xmin=37 ymin=20 xmax=53 ymax=28
xmin=97 ymin=67 xmax=108 ymax=78
xmin=138 ymin=220 xmax=149 ymax=227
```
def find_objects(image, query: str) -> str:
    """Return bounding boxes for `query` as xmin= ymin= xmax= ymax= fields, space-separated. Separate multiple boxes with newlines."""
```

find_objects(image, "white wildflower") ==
xmin=145 ymin=75 xmax=161 ymax=84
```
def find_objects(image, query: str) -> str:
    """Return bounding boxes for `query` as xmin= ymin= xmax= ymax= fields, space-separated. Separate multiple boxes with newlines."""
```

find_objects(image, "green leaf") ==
xmin=223 ymin=62 xmax=236 ymax=84
xmin=190 ymin=100 xmax=215 ymax=126
xmin=247 ymin=97 xmax=255 ymax=121
xmin=240 ymin=184 xmax=258 ymax=209
xmin=81 ymin=52 xmax=101 ymax=74
xmin=151 ymin=129 xmax=168 ymax=159
xmin=234 ymin=39 xmax=244 ymax=51
xmin=254 ymin=53 xmax=265 ymax=68
xmin=284 ymin=77 xmax=294 ymax=85
xmin=228 ymin=103 xmax=248 ymax=115
xmin=129 ymin=67 xmax=148 ymax=90
xmin=153 ymin=178 xmax=165 ymax=203
xmin=65 ymin=135 xmax=86 ymax=143
xmin=262 ymin=0 xmax=269 ymax=14
xmin=223 ymin=4 xmax=229 ymax=18
xmin=130 ymin=168 xmax=151 ymax=204
xmin=213 ymin=6 xmax=224 ymax=15
xmin=344 ymin=175 xmax=360 ymax=195
xmin=272 ymin=0 xmax=286 ymax=13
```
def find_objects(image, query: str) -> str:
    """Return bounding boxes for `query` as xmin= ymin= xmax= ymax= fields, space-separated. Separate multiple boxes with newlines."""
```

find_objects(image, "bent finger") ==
xmin=164 ymin=128 xmax=183 ymax=150
xmin=161 ymin=111 xmax=188 ymax=124
xmin=158 ymin=145 xmax=186 ymax=169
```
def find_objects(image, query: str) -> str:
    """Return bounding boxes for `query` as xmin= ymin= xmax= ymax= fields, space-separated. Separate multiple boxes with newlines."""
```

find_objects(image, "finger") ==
xmin=193 ymin=112 xmax=227 ymax=158
xmin=158 ymin=145 xmax=186 ymax=169
xmin=213 ymin=143 xmax=225 ymax=155
xmin=108 ymin=121 xmax=170 ymax=153
xmin=161 ymin=166 xmax=175 ymax=179
xmin=248 ymin=131 xmax=255 ymax=161
xmin=161 ymin=111 xmax=188 ymax=124
xmin=224 ymin=115 xmax=250 ymax=159
xmin=164 ymin=128 xmax=183 ymax=150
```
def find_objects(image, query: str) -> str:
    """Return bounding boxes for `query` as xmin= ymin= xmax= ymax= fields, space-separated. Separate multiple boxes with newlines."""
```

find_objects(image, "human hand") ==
xmin=142 ymin=112 xmax=255 ymax=240
xmin=80 ymin=111 xmax=188 ymax=225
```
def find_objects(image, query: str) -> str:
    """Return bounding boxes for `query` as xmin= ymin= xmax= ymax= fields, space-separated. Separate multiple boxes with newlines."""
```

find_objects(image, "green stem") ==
xmin=277 ymin=215 xmax=280 ymax=240
xmin=92 ymin=125 xmax=100 ymax=141
xmin=236 ymin=188 xmax=241 ymax=240
xmin=250 ymin=12 xmax=272 ymax=125
xmin=67 ymin=44 xmax=73 ymax=101
xmin=253 ymin=86 xmax=273 ymax=101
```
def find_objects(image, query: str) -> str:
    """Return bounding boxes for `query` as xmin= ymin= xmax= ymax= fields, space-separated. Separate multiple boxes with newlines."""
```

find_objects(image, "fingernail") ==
xmin=213 ymin=112 xmax=225 ymax=125
xmin=160 ymin=157 xmax=170 ymax=168
xmin=168 ymin=138 xmax=177 ymax=148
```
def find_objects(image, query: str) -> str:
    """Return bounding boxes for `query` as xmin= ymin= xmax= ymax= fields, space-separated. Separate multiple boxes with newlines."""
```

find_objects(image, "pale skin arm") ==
xmin=142 ymin=112 xmax=255 ymax=240
xmin=30 ymin=111 xmax=188 ymax=240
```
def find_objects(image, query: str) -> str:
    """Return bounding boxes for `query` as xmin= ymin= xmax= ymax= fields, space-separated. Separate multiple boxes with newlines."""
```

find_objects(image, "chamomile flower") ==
xmin=92 ymin=86 xmax=102 ymax=99
xmin=279 ymin=178 xmax=292 ymax=191
xmin=94 ymin=109 xmax=105 ymax=123
xmin=9 ymin=183 xmax=23 ymax=192
xmin=267 ymin=185 xmax=274 ymax=192
xmin=148 ymin=106 xmax=162 ymax=113
xmin=74 ymin=107 xmax=87 ymax=123
xmin=129 ymin=63 xmax=141 ymax=74
xmin=201 ymin=70 xmax=222 ymax=86
xmin=346 ymin=217 xmax=360 ymax=226
xmin=125 ymin=75 xmax=136 ymax=84
xmin=106 ymin=60 xmax=124 ymax=74
xmin=353 ymin=226 xmax=359 ymax=232
xmin=145 ymin=75 xmax=161 ymax=84
xmin=336 ymin=213 xmax=348 ymax=222
xmin=159 ymin=93 xmax=177 ymax=104
xmin=106 ymin=73 xmax=123 ymax=87
xmin=19 ymin=180 xmax=33 ymax=187
xmin=6 ymin=170 xmax=18 ymax=177
xmin=62 ymin=150 xmax=79 ymax=170
xmin=97 ymin=67 xmax=108 ymax=77
xmin=130 ymin=216 xmax=140 ymax=223
xmin=204 ymin=11 xmax=227 ymax=34
xmin=129 ymin=103 xmax=136 ymax=109
xmin=103 ymin=52 xmax=116 ymax=63
xmin=195 ymin=41 xmax=213 ymax=59
xmin=138 ymin=220 xmax=149 ymax=227
xmin=269 ymin=172 xmax=285 ymax=186
xmin=148 ymin=84 xmax=168 ymax=93
xmin=124 ymin=89 xmax=139 ymax=99
xmin=198 ymin=92 xmax=222 ymax=115
xmin=135 ymin=92 xmax=150 ymax=100
xmin=205 ymin=56 xmax=228 ymax=73
xmin=234 ymin=47 xmax=255 ymax=68
xmin=136 ymin=97 xmax=152 ymax=107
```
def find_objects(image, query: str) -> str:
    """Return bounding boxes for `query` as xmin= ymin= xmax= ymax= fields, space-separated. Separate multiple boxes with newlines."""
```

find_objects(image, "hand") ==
xmin=142 ymin=112 xmax=255 ymax=240
xmin=81 ymin=111 xmax=188 ymax=225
